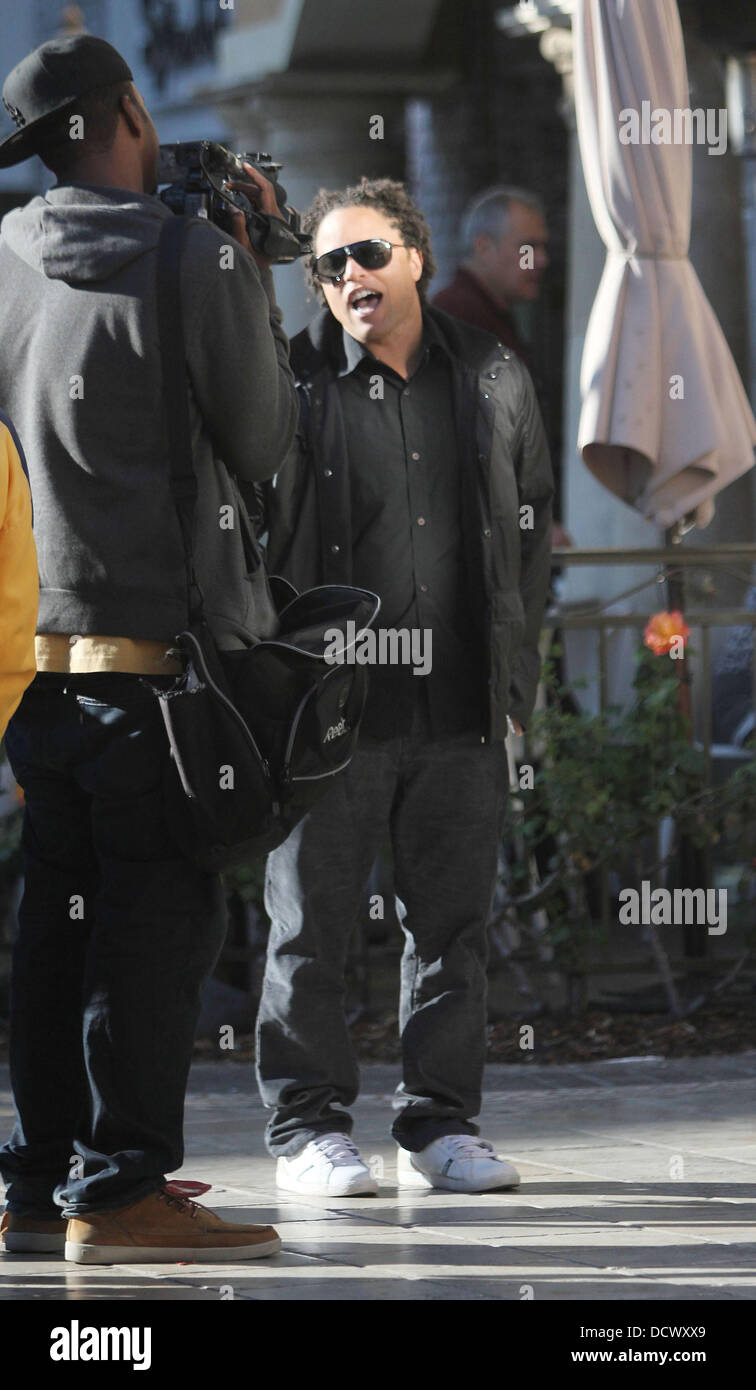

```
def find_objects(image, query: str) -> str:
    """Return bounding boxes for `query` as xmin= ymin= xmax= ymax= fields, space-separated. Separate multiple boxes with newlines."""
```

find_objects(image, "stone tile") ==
xmin=162 ymin=1251 xmax=590 ymax=1282
xmin=205 ymin=1189 xmax=410 ymax=1224
xmin=188 ymin=1276 xmax=510 ymax=1301
xmin=0 ymin=1282 xmax=219 ymax=1300
xmin=505 ymin=1145 xmax=756 ymax=1184
xmin=112 ymin=1250 xmax=325 ymax=1278
xmin=494 ymin=1201 xmax=756 ymax=1231
xmin=496 ymin=1277 xmax=745 ymax=1301
xmin=0 ymin=1266 xmax=744 ymax=1301
xmin=200 ymin=1192 xmax=387 ymax=1222
xmin=650 ymin=1226 xmax=756 ymax=1244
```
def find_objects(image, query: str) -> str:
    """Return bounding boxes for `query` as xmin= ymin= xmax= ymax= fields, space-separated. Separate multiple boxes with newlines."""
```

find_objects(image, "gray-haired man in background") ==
xmin=433 ymin=185 xmax=549 ymax=374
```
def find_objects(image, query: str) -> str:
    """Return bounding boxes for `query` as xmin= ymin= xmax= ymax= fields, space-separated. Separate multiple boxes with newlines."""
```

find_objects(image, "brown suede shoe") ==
xmin=64 ymin=1184 xmax=281 ymax=1264
xmin=1 ymin=1209 xmax=66 ymax=1253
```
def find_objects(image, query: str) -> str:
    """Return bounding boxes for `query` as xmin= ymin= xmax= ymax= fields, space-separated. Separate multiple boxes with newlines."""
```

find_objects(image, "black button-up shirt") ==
xmin=335 ymin=315 xmax=485 ymax=739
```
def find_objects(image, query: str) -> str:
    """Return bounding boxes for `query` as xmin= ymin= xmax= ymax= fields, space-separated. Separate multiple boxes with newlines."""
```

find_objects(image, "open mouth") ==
xmin=348 ymin=288 xmax=382 ymax=314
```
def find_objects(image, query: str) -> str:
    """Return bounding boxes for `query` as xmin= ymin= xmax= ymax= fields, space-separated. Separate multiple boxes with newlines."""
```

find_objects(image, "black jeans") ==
xmin=256 ymin=690 xmax=508 ymax=1156
xmin=1 ymin=673 xmax=226 ymax=1218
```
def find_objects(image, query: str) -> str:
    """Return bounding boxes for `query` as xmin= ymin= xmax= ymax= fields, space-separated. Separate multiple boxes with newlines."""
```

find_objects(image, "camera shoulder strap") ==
xmin=157 ymin=214 xmax=265 ymax=626
xmin=156 ymin=213 xmax=204 ymax=625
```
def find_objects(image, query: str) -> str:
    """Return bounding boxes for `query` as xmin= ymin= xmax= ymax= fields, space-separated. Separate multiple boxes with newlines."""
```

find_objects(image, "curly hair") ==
xmin=302 ymin=177 xmax=436 ymax=301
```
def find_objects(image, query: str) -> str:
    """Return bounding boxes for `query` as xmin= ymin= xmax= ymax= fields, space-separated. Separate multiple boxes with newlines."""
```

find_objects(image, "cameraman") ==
xmin=0 ymin=36 xmax=296 ymax=1264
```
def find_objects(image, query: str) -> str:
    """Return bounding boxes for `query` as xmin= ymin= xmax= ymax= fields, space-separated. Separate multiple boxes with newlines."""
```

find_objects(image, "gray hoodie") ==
xmin=0 ymin=184 xmax=298 ymax=648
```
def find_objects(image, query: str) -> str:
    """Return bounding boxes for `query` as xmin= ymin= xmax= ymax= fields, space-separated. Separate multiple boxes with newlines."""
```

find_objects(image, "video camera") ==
xmin=156 ymin=140 xmax=311 ymax=264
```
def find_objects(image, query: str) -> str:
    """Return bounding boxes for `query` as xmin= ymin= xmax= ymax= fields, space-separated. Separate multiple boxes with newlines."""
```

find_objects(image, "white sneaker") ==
xmin=397 ymin=1136 xmax=520 ymax=1193
xmin=276 ymin=1133 xmax=378 ymax=1196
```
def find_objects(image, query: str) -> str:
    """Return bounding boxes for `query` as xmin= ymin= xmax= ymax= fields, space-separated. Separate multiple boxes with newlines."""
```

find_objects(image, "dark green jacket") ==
xmin=248 ymin=304 xmax=553 ymax=738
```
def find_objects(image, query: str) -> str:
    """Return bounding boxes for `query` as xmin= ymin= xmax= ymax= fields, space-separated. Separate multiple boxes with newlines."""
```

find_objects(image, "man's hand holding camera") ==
xmin=226 ymin=162 xmax=280 ymax=268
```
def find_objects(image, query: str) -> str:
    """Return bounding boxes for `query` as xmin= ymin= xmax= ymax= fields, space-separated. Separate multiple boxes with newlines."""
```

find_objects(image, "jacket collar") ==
xmin=292 ymin=299 xmax=505 ymax=385
xmin=336 ymin=309 xmax=451 ymax=379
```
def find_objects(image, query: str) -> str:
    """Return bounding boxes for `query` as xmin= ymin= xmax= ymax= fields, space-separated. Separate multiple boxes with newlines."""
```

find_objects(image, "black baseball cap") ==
xmin=0 ymin=34 xmax=133 ymax=169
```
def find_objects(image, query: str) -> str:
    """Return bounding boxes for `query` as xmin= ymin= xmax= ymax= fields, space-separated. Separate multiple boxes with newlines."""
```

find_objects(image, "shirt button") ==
xmin=483 ymin=528 xmax=492 ymax=538
xmin=417 ymin=517 xmax=426 ymax=526
xmin=330 ymin=543 xmax=341 ymax=554
xmin=323 ymin=468 xmax=333 ymax=477
xmin=403 ymin=388 xmax=411 ymax=397
xmin=419 ymin=583 xmax=428 ymax=593
xmin=411 ymin=451 xmax=420 ymax=461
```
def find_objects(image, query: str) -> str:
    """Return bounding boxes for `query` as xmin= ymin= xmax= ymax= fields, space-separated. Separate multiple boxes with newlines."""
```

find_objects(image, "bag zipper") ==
xmin=281 ymin=672 xmax=355 ymax=785
xmin=177 ymin=630 xmax=280 ymax=815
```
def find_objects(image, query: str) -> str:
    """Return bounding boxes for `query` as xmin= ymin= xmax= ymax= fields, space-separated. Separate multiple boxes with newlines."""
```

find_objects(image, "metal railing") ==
xmin=548 ymin=544 xmax=756 ymax=780
xmin=533 ymin=544 xmax=756 ymax=943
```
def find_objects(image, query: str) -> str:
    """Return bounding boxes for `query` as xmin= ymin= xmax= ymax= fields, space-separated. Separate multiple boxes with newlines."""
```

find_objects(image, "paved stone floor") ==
xmin=1 ymin=1054 xmax=756 ymax=1300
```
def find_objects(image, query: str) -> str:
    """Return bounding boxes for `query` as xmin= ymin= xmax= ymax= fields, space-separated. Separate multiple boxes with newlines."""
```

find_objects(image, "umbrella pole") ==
xmin=665 ymin=526 xmax=707 ymax=962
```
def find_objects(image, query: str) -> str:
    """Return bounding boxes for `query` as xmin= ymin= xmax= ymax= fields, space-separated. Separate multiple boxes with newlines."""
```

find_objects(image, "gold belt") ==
xmin=35 ymin=634 xmax=184 ymax=676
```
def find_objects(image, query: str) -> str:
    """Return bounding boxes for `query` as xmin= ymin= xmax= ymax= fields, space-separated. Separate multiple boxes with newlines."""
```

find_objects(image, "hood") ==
xmin=0 ymin=184 xmax=172 ymax=283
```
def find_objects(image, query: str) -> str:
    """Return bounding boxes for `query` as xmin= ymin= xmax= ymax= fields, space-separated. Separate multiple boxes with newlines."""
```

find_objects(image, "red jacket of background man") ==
xmin=432 ymin=267 xmax=535 ymax=377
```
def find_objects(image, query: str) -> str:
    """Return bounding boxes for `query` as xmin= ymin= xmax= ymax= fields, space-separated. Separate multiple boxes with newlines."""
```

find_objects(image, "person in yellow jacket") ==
xmin=0 ymin=411 xmax=38 ymax=742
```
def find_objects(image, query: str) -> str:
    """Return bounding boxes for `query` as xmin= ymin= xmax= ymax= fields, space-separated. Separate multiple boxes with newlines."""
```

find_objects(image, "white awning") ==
xmin=574 ymin=0 xmax=756 ymax=530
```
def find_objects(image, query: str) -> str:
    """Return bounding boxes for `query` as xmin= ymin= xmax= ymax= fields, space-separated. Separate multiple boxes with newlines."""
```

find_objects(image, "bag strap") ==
xmin=157 ymin=215 xmax=267 ymax=626
xmin=156 ymin=214 xmax=204 ymax=626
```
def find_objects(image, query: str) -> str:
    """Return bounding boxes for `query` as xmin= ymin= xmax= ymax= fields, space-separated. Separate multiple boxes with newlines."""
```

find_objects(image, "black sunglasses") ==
xmin=312 ymin=238 xmax=407 ymax=284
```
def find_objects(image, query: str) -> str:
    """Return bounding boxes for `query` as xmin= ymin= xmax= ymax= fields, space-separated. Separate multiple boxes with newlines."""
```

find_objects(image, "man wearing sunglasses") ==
xmin=251 ymin=177 xmax=553 ymax=1196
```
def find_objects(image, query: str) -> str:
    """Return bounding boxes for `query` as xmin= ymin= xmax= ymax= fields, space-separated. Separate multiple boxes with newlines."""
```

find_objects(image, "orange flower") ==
xmin=643 ymin=610 xmax=690 ymax=656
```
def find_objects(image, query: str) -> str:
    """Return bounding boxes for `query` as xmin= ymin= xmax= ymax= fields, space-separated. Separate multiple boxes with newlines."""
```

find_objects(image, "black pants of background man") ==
xmin=0 ymin=672 xmax=226 ymax=1218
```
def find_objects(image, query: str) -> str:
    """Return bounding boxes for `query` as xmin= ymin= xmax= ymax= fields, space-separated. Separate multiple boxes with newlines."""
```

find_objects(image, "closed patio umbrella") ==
xmin=574 ymin=0 xmax=756 ymax=530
